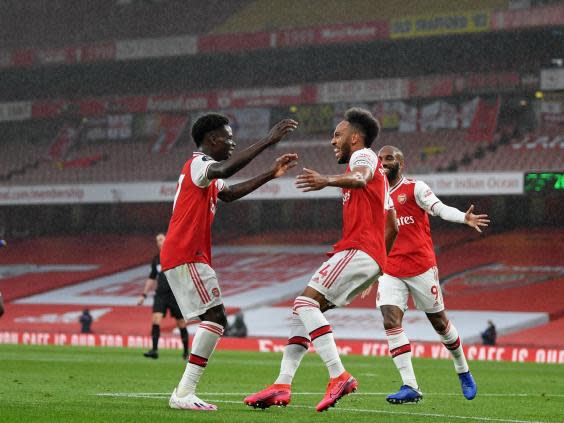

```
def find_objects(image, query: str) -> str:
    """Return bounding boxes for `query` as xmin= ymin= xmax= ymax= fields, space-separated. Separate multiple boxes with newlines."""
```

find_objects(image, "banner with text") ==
xmin=492 ymin=4 xmax=564 ymax=30
xmin=0 ymin=101 xmax=32 ymax=122
xmin=0 ymin=172 xmax=524 ymax=205
xmin=391 ymin=10 xmax=491 ymax=39
xmin=316 ymin=78 xmax=409 ymax=103
xmin=0 ymin=332 xmax=562 ymax=364
xmin=115 ymin=35 xmax=197 ymax=60
xmin=0 ymin=73 xmax=528 ymax=125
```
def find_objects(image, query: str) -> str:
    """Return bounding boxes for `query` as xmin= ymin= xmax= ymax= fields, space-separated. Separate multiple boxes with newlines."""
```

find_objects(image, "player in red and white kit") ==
xmin=161 ymin=113 xmax=299 ymax=411
xmin=245 ymin=108 xmax=399 ymax=412
xmin=375 ymin=145 xmax=489 ymax=404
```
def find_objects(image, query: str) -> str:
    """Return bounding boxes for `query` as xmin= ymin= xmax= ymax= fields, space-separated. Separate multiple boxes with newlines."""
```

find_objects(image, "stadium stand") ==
xmin=0 ymin=0 xmax=250 ymax=49
xmin=212 ymin=0 xmax=509 ymax=33
xmin=457 ymin=142 xmax=563 ymax=172
xmin=0 ymin=0 xmax=562 ymax=361
xmin=0 ymin=128 xmax=493 ymax=184
xmin=1 ymin=116 xmax=562 ymax=185
xmin=0 ymin=235 xmax=155 ymax=301
xmin=1 ymin=227 xmax=561 ymax=345
xmin=0 ymin=0 xmax=514 ymax=50
xmin=497 ymin=317 xmax=564 ymax=348
xmin=272 ymin=228 xmax=564 ymax=315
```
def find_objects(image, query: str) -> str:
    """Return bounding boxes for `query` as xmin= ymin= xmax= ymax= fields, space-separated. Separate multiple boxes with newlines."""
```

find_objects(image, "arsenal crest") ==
xmin=398 ymin=193 xmax=407 ymax=204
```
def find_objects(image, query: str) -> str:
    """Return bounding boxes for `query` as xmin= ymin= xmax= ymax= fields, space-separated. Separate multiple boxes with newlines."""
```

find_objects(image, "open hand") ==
xmin=267 ymin=119 xmax=299 ymax=145
xmin=136 ymin=295 xmax=145 ymax=306
xmin=295 ymin=168 xmax=329 ymax=192
xmin=464 ymin=204 xmax=490 ymax=233
xmin=272 ymin=153 xmax=299 ymax=178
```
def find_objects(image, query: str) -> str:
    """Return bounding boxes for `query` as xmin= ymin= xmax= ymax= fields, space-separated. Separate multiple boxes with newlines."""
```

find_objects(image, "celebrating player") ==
xmin=137 ymin=233 xmax=189 ymax=360
xmin=375 ymin=145 xmax=488 ymax=404
xmin=161 ymin=113 xmax=298 ymax=411
xmin=245 ymin=108 xmax=398 ymax=412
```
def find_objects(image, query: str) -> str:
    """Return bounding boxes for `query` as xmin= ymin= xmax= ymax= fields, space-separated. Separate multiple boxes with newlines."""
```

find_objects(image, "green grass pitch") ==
xmin=1 ymin=344 xmax=563 ymax=422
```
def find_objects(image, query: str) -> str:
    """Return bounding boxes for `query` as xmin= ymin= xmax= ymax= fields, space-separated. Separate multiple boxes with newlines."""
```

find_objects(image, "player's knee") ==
xmin=427 ymin=313 xmax=448 ymax=332
xmin=202 ymin=307 xmax=228 ymax=329
xmin=213 ymin=312 xmax=227 ymax=329
xmin=381 ymin=308 xmax=402 ymax=330
xmin=383 ymin=318 xmax=401 ymax=331
xmin=293 ymin=295 xmax=321 ymax=314
xmin=432 ymin=318 xmax=448 ymax=333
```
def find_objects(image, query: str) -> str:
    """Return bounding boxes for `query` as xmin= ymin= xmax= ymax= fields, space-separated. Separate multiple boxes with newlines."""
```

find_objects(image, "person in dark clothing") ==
xmin=225 ymin=312 xmax=248 ymax=338
xmin=138 ymin=233 xmax=189 ymax=360
xmin=481 ymin=320 xmax=497 ymax=346
xmin=79 ymin=309 xmax=93 ymax=333
xmin=0 ymin=291 xmax=5 ymax=318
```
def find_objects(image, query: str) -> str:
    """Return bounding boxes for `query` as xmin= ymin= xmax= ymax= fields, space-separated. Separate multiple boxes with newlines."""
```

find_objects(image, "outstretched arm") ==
xmin=207 ymin=120 xmax=298 ymax=180
xmin=295 ymin=166 xmax=372 ymax=192
xmin=415 ymin=181 xmax=490 ymax=233
xmin=431 ymin=203 xmax=490 ymax=233
xmin=218 ymin=153 xmax=298 ymax=202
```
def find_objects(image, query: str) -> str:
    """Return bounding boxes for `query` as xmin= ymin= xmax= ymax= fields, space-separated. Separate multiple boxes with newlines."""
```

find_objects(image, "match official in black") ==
xmin=138 ymin=233 xmax=189 ymax=359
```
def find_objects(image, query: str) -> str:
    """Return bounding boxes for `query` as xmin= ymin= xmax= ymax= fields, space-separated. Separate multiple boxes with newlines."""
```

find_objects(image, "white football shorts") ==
xmin=377 ymin=266 xmax=445 ymax=313
xmin=165 ymin=262 xmax=223 ymax=320
xmin=308 ymin=249 xmax=381 ymax=307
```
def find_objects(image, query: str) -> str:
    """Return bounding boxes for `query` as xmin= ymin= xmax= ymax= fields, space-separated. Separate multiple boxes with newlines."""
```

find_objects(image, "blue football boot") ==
xmin=458 ymin=371 xmax=477 ymax=400
xmin=386 ymin=385 xmax=423 ymax=404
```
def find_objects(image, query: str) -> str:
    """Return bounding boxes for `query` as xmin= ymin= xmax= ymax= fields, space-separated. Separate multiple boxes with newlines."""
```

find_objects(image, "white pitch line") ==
xmin=95 ymin=392 xmax=564 ymax=398
xmin=212 ymin=400 xmax=552 ymax=423
xmin=95 ymin=394 xmax=552 ymax=423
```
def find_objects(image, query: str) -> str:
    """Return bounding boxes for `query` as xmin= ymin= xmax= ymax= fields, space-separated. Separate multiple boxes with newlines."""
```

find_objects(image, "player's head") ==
xmin=191 ymin=113 xmax=235 ymax=161
xmin=155 ymin=233 xmax=165 ymax=250
xmin=378 ymin=145 xmax=405 ymax=183
xmin=332 ymin=108 xmax=380 ymax=164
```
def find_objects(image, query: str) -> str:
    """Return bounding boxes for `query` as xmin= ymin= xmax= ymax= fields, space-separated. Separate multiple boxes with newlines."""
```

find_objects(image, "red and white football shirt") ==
xmin=161 ymin=152 xmax=225 ymax=271
xmin=330 ymin=148 xmax=393 ymax=270
xmin=386 ymin=177 xmax=443 ymax=277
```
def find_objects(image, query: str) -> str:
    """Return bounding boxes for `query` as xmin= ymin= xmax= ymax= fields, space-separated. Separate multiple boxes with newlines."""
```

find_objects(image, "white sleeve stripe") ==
xmin=191 ymin=156 xmax=217 ymax=188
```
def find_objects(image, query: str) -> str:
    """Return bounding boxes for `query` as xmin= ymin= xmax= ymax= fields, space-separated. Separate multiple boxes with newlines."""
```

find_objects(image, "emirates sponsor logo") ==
xmin=397 ymin=216 xmax=415 ymax=226
xmin=398 ymin=193 xmax=407 ymax=204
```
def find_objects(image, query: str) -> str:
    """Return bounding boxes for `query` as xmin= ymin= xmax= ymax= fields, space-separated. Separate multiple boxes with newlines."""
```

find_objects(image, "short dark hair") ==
xmin=344 ymin=107 xmax=380 ymax=147
xmin=191 ymin=113 xmax=229 ymax=147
